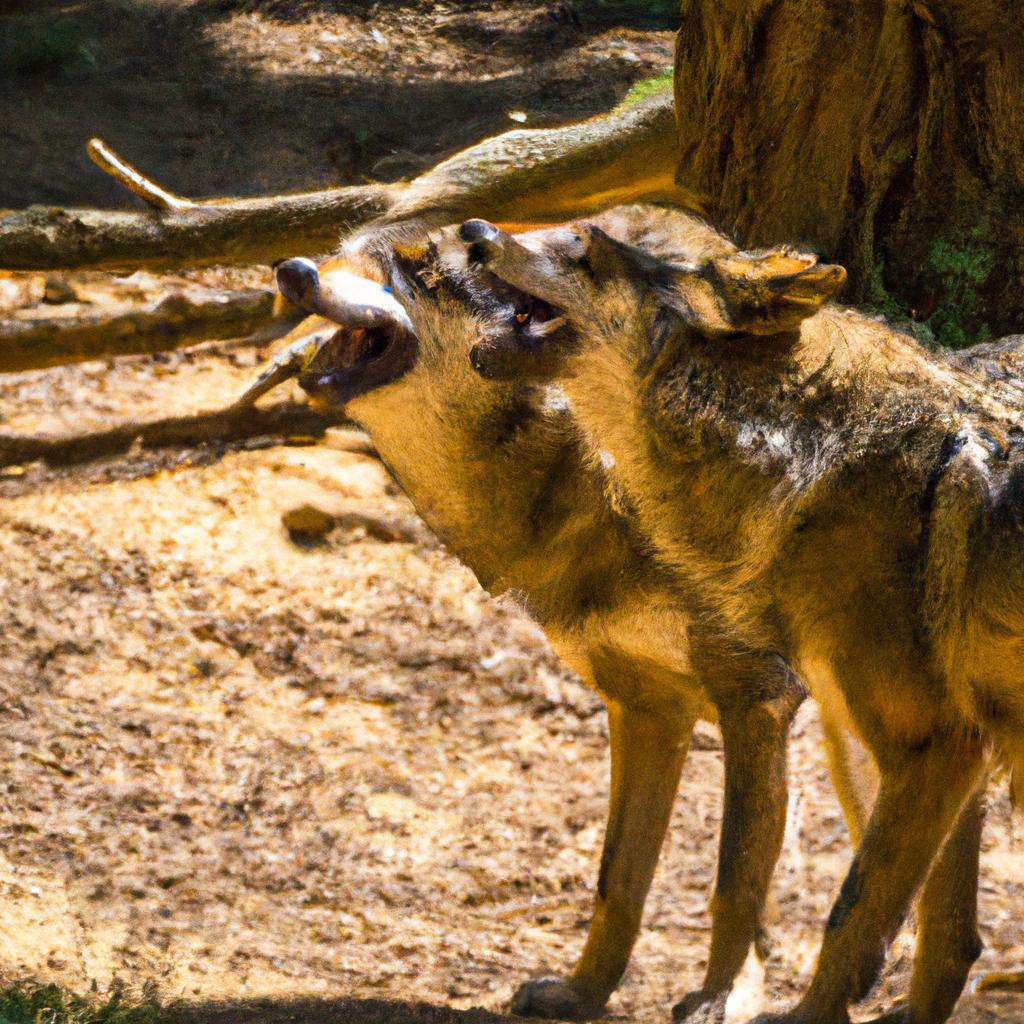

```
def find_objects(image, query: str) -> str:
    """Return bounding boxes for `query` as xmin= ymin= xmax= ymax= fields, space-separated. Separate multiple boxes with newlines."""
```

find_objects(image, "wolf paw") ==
xmin=510 ymin=977 xmax=606 ymax=1020
xmin=671 ymin=988 xmax=728 ymax=1024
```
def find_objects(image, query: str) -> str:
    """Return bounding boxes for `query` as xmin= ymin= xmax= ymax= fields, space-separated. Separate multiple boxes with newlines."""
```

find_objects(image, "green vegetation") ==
xmin=924 ymin=220 xmax=994 ymax=348
xmin=861 ymin=219 xmax=996 ymax=349
xmin=0 ymin=18 xmax=96 ymax=80
xmin=0 ymin=982 xmax=162 ymax=1024
xmin=862 ymin=255 xmax=937 ymax=346
xmin=621 ymin=67 xmax=674 ymax=106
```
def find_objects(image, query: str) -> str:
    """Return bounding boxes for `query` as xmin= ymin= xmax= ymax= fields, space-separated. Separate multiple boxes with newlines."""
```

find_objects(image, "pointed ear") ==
xmin=575 ymin=222 xmax=660 ymax=279
xmin=705 ymin=249 xmax=846 ymax=335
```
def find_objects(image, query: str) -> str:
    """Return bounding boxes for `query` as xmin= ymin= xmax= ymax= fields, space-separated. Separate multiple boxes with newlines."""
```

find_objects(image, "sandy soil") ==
xmin=0 ymin=3 xmax=1022 ymax=1023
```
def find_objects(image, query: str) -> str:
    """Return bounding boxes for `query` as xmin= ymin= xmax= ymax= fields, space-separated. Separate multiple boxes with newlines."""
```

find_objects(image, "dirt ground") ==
xmin=1 ymin=2 xmax=1022 ymax=1023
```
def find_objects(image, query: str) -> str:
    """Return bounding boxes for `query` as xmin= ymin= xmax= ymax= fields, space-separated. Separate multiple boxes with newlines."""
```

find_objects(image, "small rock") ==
xmin=42 ymin=275 xmax=78 ymax=304
xmin=282 ymin=503 xmax=336 ymax=543
xmin=334 ymin=510 xmax=420 ymax=544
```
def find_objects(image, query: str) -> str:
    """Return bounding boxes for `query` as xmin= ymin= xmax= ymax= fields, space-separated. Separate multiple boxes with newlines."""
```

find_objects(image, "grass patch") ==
xmin=0 ymin=982 xmax=162 ymax=1024
xmin=620 ymin=67 xmax=674 ymax=106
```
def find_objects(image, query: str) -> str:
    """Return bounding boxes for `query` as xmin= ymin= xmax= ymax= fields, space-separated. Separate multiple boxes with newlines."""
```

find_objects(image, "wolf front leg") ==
xmin=511 ymin=696 xmax=697 ymax=1020
xmin=753 ymin=732 xmax=984 ymax=1024
xmin=674 ymin=651 xmax=806 ymax=1024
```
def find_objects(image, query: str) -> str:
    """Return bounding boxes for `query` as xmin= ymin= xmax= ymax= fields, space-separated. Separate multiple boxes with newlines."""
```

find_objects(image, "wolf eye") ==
xmin=514 ymin=310 xmax=530 ymax=324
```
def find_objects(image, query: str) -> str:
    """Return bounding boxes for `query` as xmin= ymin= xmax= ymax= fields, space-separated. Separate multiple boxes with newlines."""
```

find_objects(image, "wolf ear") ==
xmin=575 ymin=223 xmax=662 ymax=280
xmin=703 ymin=249 xmax=846 ymax=336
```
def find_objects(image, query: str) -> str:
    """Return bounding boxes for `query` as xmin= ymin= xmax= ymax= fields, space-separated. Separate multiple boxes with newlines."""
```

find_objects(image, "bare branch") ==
xmin=0 ymin=286 xmax=300 ymax=373
xmin=385 ymin=91 xmax=694 ymax=227
xmin=0 ymin=186 xmax=394 ymax=273
xmin=86 ymin=138 xmax=196 ymax=212
xmin=0 ymin=92 xmax=688 ymax=272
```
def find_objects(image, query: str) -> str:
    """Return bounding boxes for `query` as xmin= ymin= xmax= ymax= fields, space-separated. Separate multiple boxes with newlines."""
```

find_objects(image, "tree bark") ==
xmin=0 ymin=188 xmax=393 ymax=274
xmin=673 ymin=0 xmax=1024 ymax=341
xmin=0 ymin=287 xmax=297 ymax=373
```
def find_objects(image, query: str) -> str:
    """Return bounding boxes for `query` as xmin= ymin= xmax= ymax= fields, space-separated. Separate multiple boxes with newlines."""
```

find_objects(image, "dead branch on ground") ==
xmin=0 ymin=399 xmax=352 ymax=469
xmin=0 ymin=286 xmax=301 ymax=373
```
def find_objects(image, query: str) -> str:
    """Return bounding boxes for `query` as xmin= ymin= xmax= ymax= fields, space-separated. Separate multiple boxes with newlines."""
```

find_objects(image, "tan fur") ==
xmin=429 ymin=204 xmax=1020 ymax=1024
xmin=257 ymin=220 xmax=875 ymax=1020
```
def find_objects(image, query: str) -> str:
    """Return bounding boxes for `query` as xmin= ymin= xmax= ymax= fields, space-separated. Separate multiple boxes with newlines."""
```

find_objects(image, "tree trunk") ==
xmin=673 ymin=0 xmax=1024 ymax=343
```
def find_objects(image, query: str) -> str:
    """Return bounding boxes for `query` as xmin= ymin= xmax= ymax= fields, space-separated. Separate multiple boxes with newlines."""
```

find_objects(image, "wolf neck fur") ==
xmin=346 ymin=361 xmax=631 ymax=621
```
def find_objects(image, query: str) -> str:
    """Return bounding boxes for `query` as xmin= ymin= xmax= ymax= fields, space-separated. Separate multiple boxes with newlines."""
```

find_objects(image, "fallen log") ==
xmin=0 ymin=399 xmax=350 ymax=468
xmin=0 ymin=286 xmax=299 ymax=373
xmin=0 ymin=92 xmax=686 ymax=272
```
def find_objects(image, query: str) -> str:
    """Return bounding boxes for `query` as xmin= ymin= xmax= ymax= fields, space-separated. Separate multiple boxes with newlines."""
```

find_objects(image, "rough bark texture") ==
xmin=0 ymin=287 xmax=288 ymax=373
xmin=674 ymin=0 xmax=1024 ymax=342
xmin=0 ymin=188 xmax=391 ymax=273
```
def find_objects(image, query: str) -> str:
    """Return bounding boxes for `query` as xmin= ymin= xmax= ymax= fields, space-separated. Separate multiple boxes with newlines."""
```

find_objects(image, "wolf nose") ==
xmin=459 ymin=219 xmax=500 ymax=244
xmin=275 ymin=257 xmax=320 ymax=311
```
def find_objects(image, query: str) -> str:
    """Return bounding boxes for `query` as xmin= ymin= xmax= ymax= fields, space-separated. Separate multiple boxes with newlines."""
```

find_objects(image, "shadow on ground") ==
xmin=162 ymin=989 xmax=1024 ymax=1024
xmin=167 ymin=996 xmax=516 ymax=1024
xmin=0 ymin=0 xmax=676 ymax=207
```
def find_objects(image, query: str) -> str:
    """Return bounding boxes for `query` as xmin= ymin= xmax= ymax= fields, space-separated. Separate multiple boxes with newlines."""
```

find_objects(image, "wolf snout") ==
xmin=275 ymin=257 xmax=320 ymax=312
xmin=459 ymin=219 xmax=501 ymax=244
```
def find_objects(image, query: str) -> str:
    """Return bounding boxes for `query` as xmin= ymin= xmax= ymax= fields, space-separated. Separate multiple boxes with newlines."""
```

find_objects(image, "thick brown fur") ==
xmin=255 ymin=215 xmax=884 ymax=1020
xmin=417 ymin=204 xmax=1024 ymax=1024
